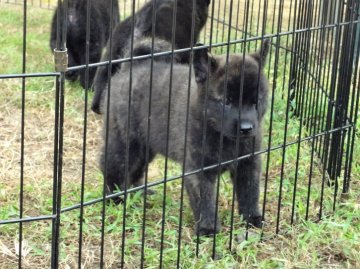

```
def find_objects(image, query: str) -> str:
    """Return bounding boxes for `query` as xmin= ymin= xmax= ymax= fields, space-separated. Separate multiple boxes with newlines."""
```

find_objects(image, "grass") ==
xmin=0 ymin=1 xmax=359 ymax=268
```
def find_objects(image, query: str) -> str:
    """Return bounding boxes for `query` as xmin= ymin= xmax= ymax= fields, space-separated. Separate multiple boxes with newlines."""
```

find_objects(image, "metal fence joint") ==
xmin=54 ymin=48 xmax=68 ymax=72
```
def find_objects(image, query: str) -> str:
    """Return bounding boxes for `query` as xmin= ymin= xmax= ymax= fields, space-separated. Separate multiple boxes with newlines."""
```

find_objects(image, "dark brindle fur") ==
xmin=91 ymin=0 xmax=210 ymax=114
xmin=50 ymin=0 xmax=120 ymax=89
xmin=101 ymin=38 xmax=270 ymax=235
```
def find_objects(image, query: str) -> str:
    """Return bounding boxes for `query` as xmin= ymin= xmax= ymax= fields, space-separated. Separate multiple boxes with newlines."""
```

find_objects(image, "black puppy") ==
xmin=91 ymin=0 xmax=210 ymax=114
xmin=100 ymin=38 xmax=270 ymax=235
xmin=50 ymin=0 xmax=120 ymax=89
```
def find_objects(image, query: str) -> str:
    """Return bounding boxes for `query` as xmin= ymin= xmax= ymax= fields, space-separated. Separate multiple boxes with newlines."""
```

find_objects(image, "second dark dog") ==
xmin=91 ymin=0 xmax=210 ymax=114
xmin=100 ymin=38 xmax=270 ymax=235
xmin=50 ymin=0 xmax=120 ymax=89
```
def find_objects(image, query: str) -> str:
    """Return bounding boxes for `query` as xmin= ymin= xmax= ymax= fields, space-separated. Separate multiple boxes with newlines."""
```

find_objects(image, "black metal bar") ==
xmin=272 ymin=0 xmax=287 ymax=233
xmin=229 ymin=0 xmax=248 ymax=249
xmin=120 ymin=0 xmax=137 ymax=267
xmin=330 ymin=0 xmax=359 ymax=193
xmin=231 ymin=0 xmax=241 ymax=53
xmin=343 ymin=1 xmax=360 ymax=193
xmin=77 ymin=0 xmax=92 ymax=267
xmin=339 ymin=0 xmax=359 ymax=194
xmin=281 ymin=0 xmax=299 ymax=226
xmin=50 ymin=46 xmax=61 ymax=269
xmin=266 ymin=0 xmax=278 ymax=79
xmin=315 ymin=1 xmax=331 ymax=162
xmin=304 ymin=0 xmax=323 ymax=221
xmin=318 ymin=0 xmax=338 ymax=164
xmin=175 ymin=0 xmax=197 ymax=266
xmin=260 ymin=0 xmax=271 ymax=239
xmin=215 ymin=0 xmax=221 ymax=46
xmin=159 ymin=0 xmax=178 ymax=266
xmin=247 ymin=0 xmax=255 ymax=52
xmin=0 ymin=215 xmax=56 ymax=225
xmin=99 ymin=0 xmax=117 ymax=265
xmin=196 ymin=0 xmax=216 ymax=257
xmin=18 ymin=0 xmax=27 ymax=267
xmin=51 ymin=0 xmax=68 ymax=267
xmin=279 ymin=0 xmax=294 ymax=100
xmin=288 ymin=0 xmax=305 ymax=111
xmin=319 ymin=0 xmax=346 ymax=218
xmin=303 ymin=0 xmax=322 ymax=131
xmin=291 ymin=0 xmax=314 ymax=223
xmin=220 ymin=0 xmax=227 ymax=52
xmin=0 ymin=72 xmax=59 ymax=79
xmin=140 ymin=0 xmax=158 ymax=266
xmin=328 ymin=2 xmax=350 ymax=182
xmin=328 ymin=0 xmax=346 ymax=211
xmin=299 ymin=0 xmax=313 ymax=219
xmin=325 ymin=0 xmax=345 ymax=186
xmin=305 ymin=0 xmax=329 ymax=221
xmin=211 ymin=0 xmax=239 ymax=259
xmin=293 ymin=0 xmax=307 ymax=116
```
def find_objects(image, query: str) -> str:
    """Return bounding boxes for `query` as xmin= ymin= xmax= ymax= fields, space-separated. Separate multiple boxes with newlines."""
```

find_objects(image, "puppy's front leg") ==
xmin=232 ymin=156 xmax=262 ymax=228
xmin=185 ymin=171 xmax=220 ymax=236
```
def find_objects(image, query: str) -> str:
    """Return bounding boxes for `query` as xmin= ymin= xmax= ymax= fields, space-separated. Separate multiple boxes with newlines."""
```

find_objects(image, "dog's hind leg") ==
xmin=130 ymin=148 xmax=156 ymax=196
xmin=65 ymin=49 xmax=79 ymax=82
xmin=101 ymin=134 xmax=156 ymax=204
xmin=100 ymin=132 xmax=127 ymax=204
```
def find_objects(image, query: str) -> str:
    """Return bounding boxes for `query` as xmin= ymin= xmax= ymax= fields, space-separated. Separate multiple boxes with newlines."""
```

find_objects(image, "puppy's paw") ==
xmin=107 ymin=196 xmax=123 ymax=205
xmin=195 ymin=218 xmax=221 ymax=236
xmin=141 ymin=188 xmax=156 ymax=196
xmin=246 ymin=215 xmax=263 ymax=228
xmin=65 ymin=70 xmax=78 ymax=81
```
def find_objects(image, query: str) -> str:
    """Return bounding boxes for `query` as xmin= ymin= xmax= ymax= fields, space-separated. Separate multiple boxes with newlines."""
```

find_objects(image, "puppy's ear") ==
xmin=251 ymin=39 xmax=270 ymax=67
xmin=193 ymin=44 xmax=212 ymax=84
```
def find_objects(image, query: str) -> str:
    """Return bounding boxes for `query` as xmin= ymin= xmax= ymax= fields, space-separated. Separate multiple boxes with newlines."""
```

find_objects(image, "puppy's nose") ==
xmin=240 ymin=121 xmax=253 ymax=133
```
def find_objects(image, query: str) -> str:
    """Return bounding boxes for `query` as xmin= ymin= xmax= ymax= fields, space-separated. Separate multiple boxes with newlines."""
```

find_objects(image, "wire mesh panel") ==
xmin=289 ymin=0 xmax=360 ymax=193
xmin=0 ymin=0 xmax=55 ymax=8
xmin=0 ymin=0 xmax=359 ymax=268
